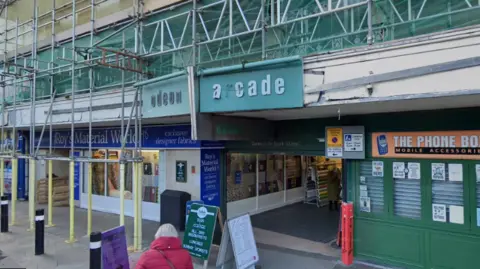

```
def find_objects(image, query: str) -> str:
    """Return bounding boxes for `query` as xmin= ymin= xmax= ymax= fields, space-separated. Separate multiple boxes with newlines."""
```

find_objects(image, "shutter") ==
xmin=431 ymin=163 xmax=464 ymax=223
xmin=359 ymin=161 xmax=384 ymax=214
xmin=393 ymin=161 xmax=421 ymax=220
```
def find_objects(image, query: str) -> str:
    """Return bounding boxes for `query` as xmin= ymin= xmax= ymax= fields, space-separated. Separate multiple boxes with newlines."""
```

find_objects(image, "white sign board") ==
xmin=216 ymin=214 xmax=259 ymax=269
xmin=344 ymin=133 xmax=363 ymax=152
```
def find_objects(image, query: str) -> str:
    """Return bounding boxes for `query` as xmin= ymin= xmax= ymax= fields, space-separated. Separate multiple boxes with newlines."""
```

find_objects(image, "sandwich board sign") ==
xmin=183 ymin=203 xmax=225 ymax=269
xmin=216 ymin=214 xmax=259 ymax=269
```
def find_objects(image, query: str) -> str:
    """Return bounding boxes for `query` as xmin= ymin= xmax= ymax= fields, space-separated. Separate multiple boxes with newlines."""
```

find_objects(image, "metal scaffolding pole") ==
xmin=0 ymin=3 xmax=7 ymax=198
xmin=28 ymin=1 xmax=39 ymax=232
xmin=67 ymin=0 xmax=77 ymax=244
xmin=10 ymin=17 xmax=18 ymax=226
xmin=47 ymin=0 xmax=56 ymax=228
xmin=87 ymin=0 xmax=95 ymax=237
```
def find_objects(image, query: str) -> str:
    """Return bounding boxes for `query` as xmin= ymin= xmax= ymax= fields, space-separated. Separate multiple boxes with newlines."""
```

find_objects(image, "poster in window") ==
xmin=359 ymin=197 xmax=371 ymax=213
xmin=407 ymin=162 xmax=420 ymax=180
xmin=432 ymin=203 xmax=446 ymax=222
xmin=449 ymin=205 xmax=464 ymax=224
xmin=448 ymin=164 xmax=463 ymax=182
xmin=372 ymin=161 xmax=384 ymax=177
xmin=431 ymin=163 xmax=445 ymax=181
xmin=393 ymin=162 xmax=406 ymax=179
xmin=476 ymin=165 xmax=480 ymax=183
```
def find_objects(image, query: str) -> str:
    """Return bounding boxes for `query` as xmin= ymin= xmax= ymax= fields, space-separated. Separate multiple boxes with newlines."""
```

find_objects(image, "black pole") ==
xmin=1 ymin=195 xmax=8 ymax=233
xmin=90 ymin=232 xmax=102 ymax=269
xmin=35 ymin=209 xmax=45 ymax=255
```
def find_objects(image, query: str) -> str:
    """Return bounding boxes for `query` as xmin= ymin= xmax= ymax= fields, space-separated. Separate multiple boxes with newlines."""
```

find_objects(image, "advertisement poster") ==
xmin=200 ymin=149 xmax=221 ymax=207
xmin=359 ymin=197 xmax=371 ymax=213
xmin=448 ymin=164 xmax=463 ymax=182
xmin=372 ymin=161 xmax=384 ymax=177
xmin=3 ymin=165 xmax=12 ymax=195
xmin=393 ymin=162 xmax=406 ymax=179
xmin=102 ymin=226 xmax=130 ymax=269
xmin=73 ymin=151 xmax=80 ymax=201
xmin=372 ymin=131 xmax=480 ymax=160
xmin=432 ymin=163 xmax=446 ymax=181
xmin=432 ymin=203 xmax=447 ymax=222
xmin=407 ymin=162 xmax=420 ymax=180
xmin=476 ymin=165 xmax=480 ymax=182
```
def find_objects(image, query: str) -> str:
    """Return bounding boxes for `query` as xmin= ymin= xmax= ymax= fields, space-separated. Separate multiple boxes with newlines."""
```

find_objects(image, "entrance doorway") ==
xmin=226 ymin=153 xmax=342 ymax=247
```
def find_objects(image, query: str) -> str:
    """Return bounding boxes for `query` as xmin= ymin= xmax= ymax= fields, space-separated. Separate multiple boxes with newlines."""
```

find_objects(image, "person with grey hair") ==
xmin=135 ymin=223 xmax=194 ymax=269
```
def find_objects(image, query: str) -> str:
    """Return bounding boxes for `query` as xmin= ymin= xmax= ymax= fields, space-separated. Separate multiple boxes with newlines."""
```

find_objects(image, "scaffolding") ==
xmin=0 ymin=0 xmax=147 ymax=250
xmin=0 ymin=0 xmax=478 ymax=248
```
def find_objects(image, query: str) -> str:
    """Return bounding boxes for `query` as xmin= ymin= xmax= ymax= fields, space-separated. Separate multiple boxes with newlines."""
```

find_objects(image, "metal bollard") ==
xmin=35 ymin=209 xmax=45 ymax=255
xmin=1 ymin=195 xmax=8 ymax=233
xmin=90 ymin=232 xmax=102 ymax=269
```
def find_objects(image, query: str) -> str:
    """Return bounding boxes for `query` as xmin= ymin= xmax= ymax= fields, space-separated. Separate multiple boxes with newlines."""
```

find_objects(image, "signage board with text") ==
xmin=372 ymin=131 xmax=480 ymax=160
xmin=325 ymin=126 xmax=365 ymax=159
xmin=102 ymin=226 xmax=130 ymax=269
xmin=182 ymin=203 xmax=218 ymax=260
xmin=199 ymin=59 xmax=304 ymax=113
xmin=142 ymin=75 xmax=190 ymax=118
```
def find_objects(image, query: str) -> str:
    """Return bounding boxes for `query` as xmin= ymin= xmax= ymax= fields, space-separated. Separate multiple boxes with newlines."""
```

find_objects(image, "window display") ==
xmin=142 ymin=150 xmax=160 ymax=203
xmin=259 ymin=154 xmax=284 ymax=196
xmin=226 ymin=153 xmax=257 ymax=202
xmin=286 ymin=156 xmax=302 ymax=189
xmin=90 ymin=149 xmax=133 ymax=199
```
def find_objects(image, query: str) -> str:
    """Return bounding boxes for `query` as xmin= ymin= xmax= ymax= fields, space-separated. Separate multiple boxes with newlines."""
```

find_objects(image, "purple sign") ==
xmin=102 ymin=226 xmax=130 ymax=269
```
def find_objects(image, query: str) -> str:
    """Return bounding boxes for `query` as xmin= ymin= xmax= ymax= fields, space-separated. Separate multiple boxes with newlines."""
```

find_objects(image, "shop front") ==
xmin=35 ymin=124 xmax=223 ymax=222
xmin=271 ymin=108 xmax=480 ymax=268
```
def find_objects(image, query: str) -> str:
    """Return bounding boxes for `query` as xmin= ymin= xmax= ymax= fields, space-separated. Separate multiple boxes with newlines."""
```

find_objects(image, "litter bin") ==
xmin=160 ymin=190 xmax=191 ymax=231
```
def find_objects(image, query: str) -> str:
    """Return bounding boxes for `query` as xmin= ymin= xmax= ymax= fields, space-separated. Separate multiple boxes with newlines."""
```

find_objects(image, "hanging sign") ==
xmin=183 ymin=203 xmax=219 ymax=261
xmin=325 ymin=126 xmax=365 ymax=159
xmin=372 ymin=131 xmax=480 ymax=160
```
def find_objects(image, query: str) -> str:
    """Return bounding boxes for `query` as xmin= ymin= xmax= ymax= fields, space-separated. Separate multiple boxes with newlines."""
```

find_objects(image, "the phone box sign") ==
xmin=200 ymin=61 xmax=304 ymax=113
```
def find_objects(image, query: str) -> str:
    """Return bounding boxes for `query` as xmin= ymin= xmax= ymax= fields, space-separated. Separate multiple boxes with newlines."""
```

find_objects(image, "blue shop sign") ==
xmin=34 ymin=125 xmax=223 ymax=149
xmin=200 ymin=148 xmax=221 ymax=207
xmin=142 ymin=75 xmax=190 ymax=118
xmin=199 ymin=59 xmax=304 ymax=113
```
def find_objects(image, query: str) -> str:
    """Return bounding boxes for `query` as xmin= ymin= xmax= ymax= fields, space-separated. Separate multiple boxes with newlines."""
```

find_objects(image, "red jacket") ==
xmin=135 ymin=237 xmax=194 ymax=269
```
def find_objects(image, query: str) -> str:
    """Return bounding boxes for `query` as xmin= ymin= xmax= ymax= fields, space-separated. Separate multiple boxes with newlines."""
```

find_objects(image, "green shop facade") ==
xmin=274 ymin=108 xmax=480 ymax=269
xmin=197 ymin=56 xmax=479 ymax=268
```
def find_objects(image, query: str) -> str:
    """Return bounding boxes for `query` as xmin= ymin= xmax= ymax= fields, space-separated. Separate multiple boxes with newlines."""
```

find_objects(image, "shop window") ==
xmin=90 ymin=149 xmax=133 ymax=200
xmin=259 ymin=154 xmax=284 ymax=196
xmin=286 ymin=155 xmax=302 ymax=189
xmin=431 ymin=163 xmax=464 ymax=224
xmin=393 ymin=161 xmax=422 ymax=220
xmin=358 ymin=161 xmax=384 ymax=214
xmin=92 ymin=149 xmax=107 ymax=196
xmin=226 ymin=153 xmax=257 ymax=202
xmin=142 ymin=150 xmax=160 ymax=203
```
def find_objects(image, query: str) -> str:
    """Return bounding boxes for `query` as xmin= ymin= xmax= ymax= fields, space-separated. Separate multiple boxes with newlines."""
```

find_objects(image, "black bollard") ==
xmin=35 ymin=209 xmax=45 ymax=255
xmin=90 ymin=232 xmax=102 ymax=269
xmin=1 ymin=195 xmax=8 ymax=233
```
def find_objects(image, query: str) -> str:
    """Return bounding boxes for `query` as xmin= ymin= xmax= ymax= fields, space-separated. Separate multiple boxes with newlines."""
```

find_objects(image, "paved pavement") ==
xmin=0 ymin=201 xmax=386 ymax=269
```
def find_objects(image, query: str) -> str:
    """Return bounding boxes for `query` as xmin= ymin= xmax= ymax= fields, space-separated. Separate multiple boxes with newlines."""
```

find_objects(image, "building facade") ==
xmin=1 ymin=0 xmax=480 ymax=268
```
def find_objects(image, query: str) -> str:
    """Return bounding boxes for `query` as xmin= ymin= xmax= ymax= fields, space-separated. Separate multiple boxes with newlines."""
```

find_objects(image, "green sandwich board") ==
xmin=182 ymin=203 xmax=218 ymax=261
